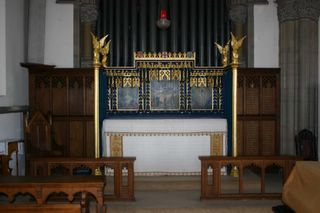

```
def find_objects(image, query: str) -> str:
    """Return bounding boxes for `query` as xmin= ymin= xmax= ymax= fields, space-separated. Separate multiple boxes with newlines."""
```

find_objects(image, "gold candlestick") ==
xmin=230 ymin=32 xmax=246 ymax=177
xmin=91 ymin=33 xmax=110 ymax=158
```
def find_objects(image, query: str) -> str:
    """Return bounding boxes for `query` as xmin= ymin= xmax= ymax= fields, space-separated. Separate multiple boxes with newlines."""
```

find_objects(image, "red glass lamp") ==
xmin=157 ymin=9 xmax=170 ymax=30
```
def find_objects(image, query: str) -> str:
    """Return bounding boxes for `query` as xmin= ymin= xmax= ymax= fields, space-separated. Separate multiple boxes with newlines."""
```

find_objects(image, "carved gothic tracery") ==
xmin=229 ymin=4 xmax=248 ymax=24
xmin=277 ymin=0 xmax=320 ymax=22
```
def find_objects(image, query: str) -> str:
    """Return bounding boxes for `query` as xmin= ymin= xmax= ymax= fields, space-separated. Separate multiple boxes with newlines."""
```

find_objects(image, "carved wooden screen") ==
xmin=237 ymin=68 xmax=280 ymax=156
xmin=23 ymin=64 xmax=95 ymax=159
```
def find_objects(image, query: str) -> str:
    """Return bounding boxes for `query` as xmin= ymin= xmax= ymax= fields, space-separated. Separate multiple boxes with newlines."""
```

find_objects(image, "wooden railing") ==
xmin=199 ymin=156 xmax=301 ymax=199
xmin=0 ymin=176 xmax=105 ymax=213
xmin=30 ymin=157 xmax=136 ymax=201
xmin=0 ymin=204 xmax=81 ymax=213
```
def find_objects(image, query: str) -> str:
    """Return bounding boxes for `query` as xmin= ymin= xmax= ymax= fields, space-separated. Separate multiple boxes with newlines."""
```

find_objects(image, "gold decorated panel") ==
xmin=110 ymin=136 xmax=123 ymax=157
xmin=210 ymin=133 xmax=223 ymax=156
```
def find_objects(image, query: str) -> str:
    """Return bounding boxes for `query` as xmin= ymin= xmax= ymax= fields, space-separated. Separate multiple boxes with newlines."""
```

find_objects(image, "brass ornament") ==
xmin=215 ymin=40 xmax=230 ymax=67
xmin=101 ymin=40 xmax=111 ymax=68
xmin=91 ymin=33 xmax=110 ymax=158
xmin=230 ymin=32 xmax=246 ymax=64
xmin=90 ymin=33 xmax=109 ymax=67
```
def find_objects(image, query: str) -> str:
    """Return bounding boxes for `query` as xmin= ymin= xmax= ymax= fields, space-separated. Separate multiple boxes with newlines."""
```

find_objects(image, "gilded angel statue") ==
xmin=100 ymin=39 xmax=111 ymax=68
xmin=90 ymin=32 xmax=108 ymax=65
xmin=230 ymin=32 xmax=246 ymax=64
xmin=215 ymin=40 xmax=230 ymax=67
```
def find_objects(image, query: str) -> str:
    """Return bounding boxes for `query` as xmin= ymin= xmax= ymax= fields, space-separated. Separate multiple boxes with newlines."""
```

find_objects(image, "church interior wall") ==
xmin=0 ymin=0 xmax=27 ymax=141
xmin=253 ymin=0 xmax=279 ymax=67
xmin=44 ymin=0 xmax=73 ymax=67
xmin=0 ymin=0 xmax=6 ymax=96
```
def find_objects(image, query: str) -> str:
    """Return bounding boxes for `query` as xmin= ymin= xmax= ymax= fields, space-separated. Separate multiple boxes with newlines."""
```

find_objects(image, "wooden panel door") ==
xmin=23 ymin=64 xmax=94 ymax=158
xmin=238 ymin=68 xmax=280 ymax=156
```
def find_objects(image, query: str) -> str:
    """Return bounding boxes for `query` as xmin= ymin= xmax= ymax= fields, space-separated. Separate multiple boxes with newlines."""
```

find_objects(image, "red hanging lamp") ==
xmin=157 ymin=9 xmax=170 ymax=30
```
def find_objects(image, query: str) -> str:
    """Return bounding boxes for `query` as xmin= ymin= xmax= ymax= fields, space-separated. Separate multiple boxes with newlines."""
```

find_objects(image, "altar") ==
xmin=102 ymin=119 xmax=227 ymax=175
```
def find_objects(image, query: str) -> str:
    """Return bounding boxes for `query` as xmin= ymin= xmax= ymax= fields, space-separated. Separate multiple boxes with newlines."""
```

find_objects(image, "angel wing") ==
xmin=90 ymin=32 xmax=99 ymax=48
xmin=101 ymin=40 xmax=111 ymax=68
xmin=101 ymin=40 xmax=111 ymax=55
xmin=215 ymin=42 xmax=223 ymax=54
xmin=231 ymin=32 xmax=246 ymax=49
xmin=215 ymin=41 xmax=230 ymax=66
xmin=225 ymin=40 xmax=230 ymax=50
xmin=99 ymin=35 xmax=108 ymax=48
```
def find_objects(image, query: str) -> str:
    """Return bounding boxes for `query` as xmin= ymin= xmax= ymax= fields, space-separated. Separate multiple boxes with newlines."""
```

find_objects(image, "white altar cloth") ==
xmin=102 ymin=119 xmax=227 ymax=174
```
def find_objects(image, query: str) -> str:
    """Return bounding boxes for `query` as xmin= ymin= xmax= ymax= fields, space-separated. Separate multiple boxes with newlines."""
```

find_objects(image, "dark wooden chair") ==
xmin=25 ymin=111 xmax=64 ymax=157
xmin=24 ymin=111 xmax=64 ymax=174
xmin=295 ymin=129 xmax=318 ymax=161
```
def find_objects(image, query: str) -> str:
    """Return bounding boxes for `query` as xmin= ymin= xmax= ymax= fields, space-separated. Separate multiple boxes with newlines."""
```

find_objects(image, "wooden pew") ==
xmin=30 ymin=157 xmax=136 ymax=201
xmin=0 ymin=176 xmax=105 ymax=213
xmin=0 ymin=204 xmax=81 ymax=213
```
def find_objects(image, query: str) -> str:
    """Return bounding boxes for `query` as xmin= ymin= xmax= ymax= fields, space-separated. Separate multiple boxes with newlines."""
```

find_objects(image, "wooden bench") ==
xmin=0 ymin=176 xmax=105 ymax=213
xmin=0 ymin=204 xmax=81 ymax=213
xmin=30 ymin=157 xmax=136 ymax=201
xmin=199 ymin=156 xmax=302 ymax=199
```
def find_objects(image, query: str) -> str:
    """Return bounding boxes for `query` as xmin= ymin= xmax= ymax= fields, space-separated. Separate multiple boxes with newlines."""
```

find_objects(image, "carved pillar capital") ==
xmin=277 ymin=0 xmax=296 ymax=22
xmin=277 ymin=0 xmax=320 ymax=22
xmin=228 ymin=4 xmax=248 ymax=24
xmin=297 ymin=0 xmax=320 ymax=21
xmin=80 ymin=2 xmax=98 ymax=23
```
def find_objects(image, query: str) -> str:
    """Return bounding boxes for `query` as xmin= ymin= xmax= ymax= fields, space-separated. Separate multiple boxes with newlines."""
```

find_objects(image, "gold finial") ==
xmin=90 ymin=32 xmax=109 ymax=67
xmin=230 ymin=32 xmax=246 ymax=64
xmin=215 ymin=40 xmax=230 ymax=67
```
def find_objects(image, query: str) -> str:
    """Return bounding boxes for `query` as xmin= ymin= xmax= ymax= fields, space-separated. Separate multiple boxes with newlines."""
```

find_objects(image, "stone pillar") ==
xmin=27 ymin=0 xmax=46 ymax=63
xmin=80 ymin=0 xmax=98 ymax=68
xmin=228 ymin=0 xmax=269 ymax=67
xmin=229 ymin=1 xmax=248 ymax=67
xmin=277 ymin=0 xmax=320 ymax=154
